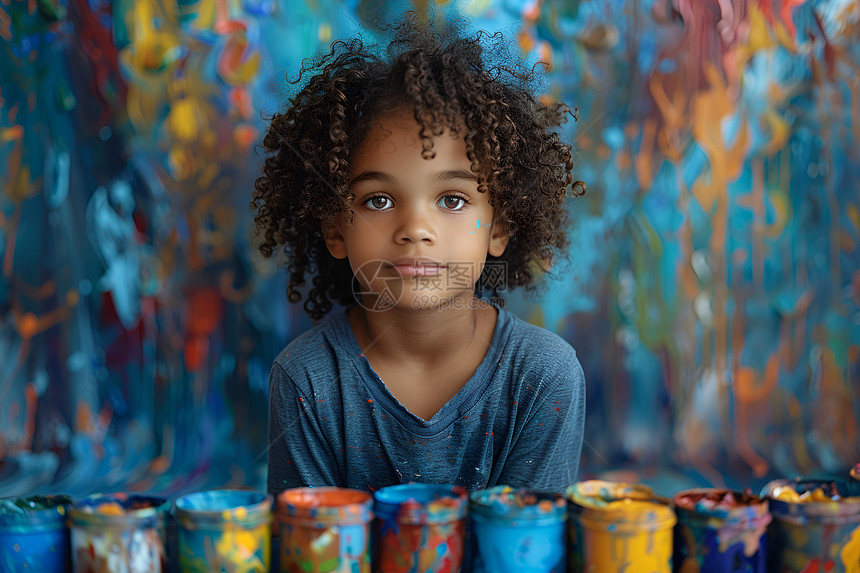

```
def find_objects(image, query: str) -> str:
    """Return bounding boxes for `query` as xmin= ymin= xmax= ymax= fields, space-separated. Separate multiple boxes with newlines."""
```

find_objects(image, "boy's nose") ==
xmin=394 ymin=208 xmax=436 ymax=245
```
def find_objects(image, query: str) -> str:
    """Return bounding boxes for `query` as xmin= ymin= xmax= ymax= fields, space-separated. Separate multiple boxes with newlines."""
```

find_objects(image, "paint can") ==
xmin=277 ymin=487 xmax=372 ymax=573
xmin=762 ymin=478 xmax=860 ymax=573
xmin=672 ymin=488 xmax=770 ymax=573
xmin=566 ymin=480 xmax=676 ymax=573
xmin=468 ymin=486 xmax=567 ymax=573
xmin=372 ymin=483 xmax=467 ymax=573
xmin=0 ymin=494 xmax=73 ymax=572
xmin=174 ymin=489 xmax=272 ymax=573
xmin=68 ymin=493 xmax=169 ymax=573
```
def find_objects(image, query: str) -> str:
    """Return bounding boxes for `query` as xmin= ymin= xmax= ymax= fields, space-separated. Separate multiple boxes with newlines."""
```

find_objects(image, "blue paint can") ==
xmin=468 ymin=486 xmax=567 ymax=573
xmin=68 ymin=493 xmax=169 ymax=572
xmin=0 ymin=494 xmax=72 ymax=573
xmin=672 ymin=488 xmax=770 ymax=573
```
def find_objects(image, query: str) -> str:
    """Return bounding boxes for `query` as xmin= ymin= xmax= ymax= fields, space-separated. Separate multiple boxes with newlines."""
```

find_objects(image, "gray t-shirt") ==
xmin=267 ymin=305 xmax=585 ymax=495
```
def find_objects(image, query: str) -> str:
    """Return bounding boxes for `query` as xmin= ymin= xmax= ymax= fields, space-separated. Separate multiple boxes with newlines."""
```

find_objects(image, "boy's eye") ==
xmin=364 ymin=196 xmax=392 ymax=210
xmin=439 ymin=195 xmax=467 ymax=211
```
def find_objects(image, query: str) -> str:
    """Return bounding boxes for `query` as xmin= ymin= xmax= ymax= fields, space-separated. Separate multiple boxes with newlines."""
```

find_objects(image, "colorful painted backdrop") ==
xmin=1 ymin=0 xmax=857 ymax=498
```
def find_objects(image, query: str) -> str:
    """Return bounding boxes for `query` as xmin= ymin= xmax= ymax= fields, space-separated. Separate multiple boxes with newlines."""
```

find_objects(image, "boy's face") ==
xmin=323 ymin=111 xmax=509 ymax=311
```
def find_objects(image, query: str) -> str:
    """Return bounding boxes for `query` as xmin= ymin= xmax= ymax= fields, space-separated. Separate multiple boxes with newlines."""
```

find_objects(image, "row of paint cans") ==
xmin=277 ymin=483 xmax=563 ymax=573
xmin=2 ymin=472 xmax=860 ymax=573
xmin=573 ymin=479 xmax=860 ymax=573
xmin=583 ymin=479 xmax=860 ymax=573
xmin=0 ymin=489 xmax=273 ymax=573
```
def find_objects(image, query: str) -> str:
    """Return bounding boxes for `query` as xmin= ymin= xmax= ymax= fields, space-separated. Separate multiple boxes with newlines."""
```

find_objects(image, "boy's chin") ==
xmin=356 ymin=291 xmax=483 ymax=314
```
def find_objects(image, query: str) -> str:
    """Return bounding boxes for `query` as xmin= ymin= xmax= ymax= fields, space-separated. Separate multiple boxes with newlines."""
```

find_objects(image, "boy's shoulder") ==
xmin=503 ymin=312 xmax=585 ymax=391
xmin=272 ymin=311 xmax=350 ymax=382
xmin=500 ymin=308 xmax=581 ymax=381
xmin=503 ymin=308 xmax=577 ymax=356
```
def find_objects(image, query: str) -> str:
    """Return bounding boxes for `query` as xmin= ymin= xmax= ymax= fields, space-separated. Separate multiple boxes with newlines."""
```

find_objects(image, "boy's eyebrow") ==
xmin=349 ymin=169 xmax=478 ymax=187
xmin=430 ymin=169 xmax=479 ymax=183
xmin=349 ymin=171 xmax=396 ymax=187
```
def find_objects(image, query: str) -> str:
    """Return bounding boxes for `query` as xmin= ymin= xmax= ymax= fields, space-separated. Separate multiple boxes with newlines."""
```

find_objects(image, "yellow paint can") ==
xmin=566 ymin=480 xmax=675 ymax=573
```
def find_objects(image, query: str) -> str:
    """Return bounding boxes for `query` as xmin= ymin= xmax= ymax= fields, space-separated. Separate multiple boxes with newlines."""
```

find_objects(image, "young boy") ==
xmin=253 ymin=17 xmax=585 ymax=495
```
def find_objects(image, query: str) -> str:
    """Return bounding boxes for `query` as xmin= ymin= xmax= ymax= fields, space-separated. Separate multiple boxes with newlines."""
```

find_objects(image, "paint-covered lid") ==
xmin=68 ymin=494 xmax=169 ymax=529
xmin=566 ymin=480 xmax=676 ymax=533
xmin=373 ymin=484 xmax=467 ymax=525
xmin=761 ymin=479 xmax=860 ymax=526
xmin=673 ymin=488 xmax=771 ymax=530
xmin=277 ymin=487 xmax=372 ymax=526
xmin=469 ymin=486 xmax=566 ymax=526
xmin=174 ymin=490 xmax=272 ymax=529
xmin=0 ymin=495 xmax=73 ymax=532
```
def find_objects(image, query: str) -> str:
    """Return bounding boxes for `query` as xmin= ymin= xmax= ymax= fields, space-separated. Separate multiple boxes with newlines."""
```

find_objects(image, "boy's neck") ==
xmin=346 ymin=296 xmax=499 ymax=419
xmin=348 ymin=296 xmax=496 ymax=361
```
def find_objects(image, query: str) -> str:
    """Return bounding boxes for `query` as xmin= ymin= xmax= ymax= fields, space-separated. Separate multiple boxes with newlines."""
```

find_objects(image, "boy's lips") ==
xmin=386 ymin=257 xmax=446 ymax=277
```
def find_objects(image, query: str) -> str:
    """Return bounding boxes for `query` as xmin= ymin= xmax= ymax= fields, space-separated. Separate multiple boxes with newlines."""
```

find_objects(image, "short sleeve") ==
xmin=267 ymin=363 xmax=344 ymax=494
xmin=495 ymin=353 xmax=586 ymax=494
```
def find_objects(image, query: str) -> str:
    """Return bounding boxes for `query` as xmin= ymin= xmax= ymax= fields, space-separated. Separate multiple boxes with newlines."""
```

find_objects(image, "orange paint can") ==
xmin=277 ymin=487 xmax=373 ymax=573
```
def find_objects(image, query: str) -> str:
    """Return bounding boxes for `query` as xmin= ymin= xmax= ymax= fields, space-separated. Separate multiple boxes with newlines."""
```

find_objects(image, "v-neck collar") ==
xmin=330 ymin=303 xmax=512 ymax=436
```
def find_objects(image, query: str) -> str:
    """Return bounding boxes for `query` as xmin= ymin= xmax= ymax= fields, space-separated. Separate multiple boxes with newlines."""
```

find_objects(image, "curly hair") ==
xmin=252 ymin=15 xmax=584 ymax=322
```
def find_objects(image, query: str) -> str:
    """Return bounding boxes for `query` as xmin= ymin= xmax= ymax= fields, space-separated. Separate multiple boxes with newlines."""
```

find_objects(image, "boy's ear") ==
xmin=488 ymin=220 xmax=510 ymax=257
xmin=322 ymin=221 xmax=348 ymax=259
